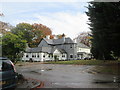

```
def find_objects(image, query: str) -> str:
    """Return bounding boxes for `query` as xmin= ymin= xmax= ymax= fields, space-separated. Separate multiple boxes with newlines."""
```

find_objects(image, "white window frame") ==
xmin=70 ymin=54 xmax=73 ymax=58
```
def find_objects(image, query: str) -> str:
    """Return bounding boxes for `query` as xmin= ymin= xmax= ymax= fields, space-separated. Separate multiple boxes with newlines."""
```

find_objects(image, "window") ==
xmin=37 ymin=53 xmax=39 ymax=58
xmin=37 ymin=55 xmax=39 ymax=58
xmin=2 ymin=62 xmax=13 ymax=71
xmin=26 ymin=55 xmax=28 ymax=58
xmin=62 ymin=54 xmax=65 ymax=57
xmin=32 ymin=55 xmax=34 ymax=57
xmin=51 ymin=55 xmax=53 ymax=57
xmin=70 ymin=55 xmax=73 ymax=58
xmin=43 ymin=55 xmax=45 ymax=58
xmin=48 ymin=55 xmax=51 ymax=58
xmin=34 ymin=54 xmax=36 ymax=57
xmin=70 ymin=45 xmax=72 ymax=48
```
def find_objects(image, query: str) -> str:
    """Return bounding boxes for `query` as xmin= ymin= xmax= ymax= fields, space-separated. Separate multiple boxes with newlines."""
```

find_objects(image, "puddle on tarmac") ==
xmin=40 ymin=68 xmax=52 ymax=71
xmin=41 ymin=70 xmax=45 ymax=72
xmin=52 ymin=82 xmax=82 ymax=85
xmin=30 ymin=71 xmax=41 ymax=75
xmin=94 ymin=80 xmax=113 ymax=84
xmin=93 ymin=77 xmax=120 ymax=84
xmin=46 ymin=68 xmax=52 ymax=71
xmin=30 ymin=68 xmax=52 ymax=73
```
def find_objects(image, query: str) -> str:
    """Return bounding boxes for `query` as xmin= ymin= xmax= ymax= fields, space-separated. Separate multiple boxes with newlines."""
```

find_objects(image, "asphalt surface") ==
xmin=16 ymin=64 xmax=119 ymax=88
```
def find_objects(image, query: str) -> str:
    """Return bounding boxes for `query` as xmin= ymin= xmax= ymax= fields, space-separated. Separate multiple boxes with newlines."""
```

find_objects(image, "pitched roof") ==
xmin=77 ymin=43 xmax=90 ymax=49
xmin=26 ymin=47 xmax=42 ymax=53
xmin=57 ymin=48 xmax=67 ymax=53
xmin=64 ymin=38 xmax=74 ymax=44
xmin=26 ymin=47 xmax=52 ymax=53
xmin=43 ymin=37 xmax=75 ymax=45
xmin=42 ymin=47 xmax=52 ymax=53
xmin=43 ymin=38 xmax=54 ymax=44
xmin=26 ymin=46 xmax=66 ymax=54
xmin=25 ymin=37 xmax=74 ymax=53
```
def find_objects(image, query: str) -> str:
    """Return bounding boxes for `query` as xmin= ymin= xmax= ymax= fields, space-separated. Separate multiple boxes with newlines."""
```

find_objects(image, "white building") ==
xmin=22 ymin=47 xmax=67 ymax=62
xmin=77 ymin=43 xmax=91 ymax=60
xmin=22 ymin=36 xmax=75 ymax=62
xmin=22 ymin=36 xmax=92 ymax=62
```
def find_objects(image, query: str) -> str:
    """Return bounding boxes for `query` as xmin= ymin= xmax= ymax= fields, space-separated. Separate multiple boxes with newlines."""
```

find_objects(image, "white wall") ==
xmin=22 ymin=53 xmax=31 ymax=61
xmin=77 ymin=48 xmax=90 ymax=53
xmin=32 ymin=53 xmax=41 ymax=61
xmin=40 ymin=53 xmax=44 ymax=62
xmin=53 ymin=49 xmax=67 ymax=60
xmin=61 ymin=53 xmax=67 ymax=60
xmin=22 ymin=49 xmax=67 ymax=62
xmin=42 ymin=53 xmax=53 ymax=61
xmin=22 ymin=52 xmax=44 ymax=62
xmin=53 ymin=49 xmax=61 ymax=60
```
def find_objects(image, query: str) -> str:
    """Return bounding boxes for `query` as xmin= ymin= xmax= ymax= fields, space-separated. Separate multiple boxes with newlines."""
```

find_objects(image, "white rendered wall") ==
xmin=77 ymin=48 xmax=90 ymax=53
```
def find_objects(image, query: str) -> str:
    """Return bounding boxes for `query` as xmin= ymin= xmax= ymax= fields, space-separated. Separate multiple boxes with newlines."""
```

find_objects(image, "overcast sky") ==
xmin=0 ymin=0 xmax=91 ymax=39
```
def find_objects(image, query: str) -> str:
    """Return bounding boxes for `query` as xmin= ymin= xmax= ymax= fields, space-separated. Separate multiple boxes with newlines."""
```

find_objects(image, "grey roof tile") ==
xmin=64 ymin=38 xmax=74 ymax=44
xmin=77 ymin=43 xmax=90 ymax=49
xmin=44 ymin=37 xmax=75 ymax=45
xmin=44 ymin=38 xmax=54 ymax=44
xmin=26 ymin=47 xmax=42 ymax=53
xmin=25 ymin=37 xmax=74 ymax=53
xmin=41 ymin=47 xmax=52 ymax=53
xmin=57 ymin=48 xmax=67 ymax=53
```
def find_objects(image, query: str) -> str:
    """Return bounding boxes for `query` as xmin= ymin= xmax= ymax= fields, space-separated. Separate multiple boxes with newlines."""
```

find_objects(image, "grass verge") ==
xmin=44 ymin=60 xmax=120 ymax=65
xmin=92 ymin=65 xmax=120 ymax=75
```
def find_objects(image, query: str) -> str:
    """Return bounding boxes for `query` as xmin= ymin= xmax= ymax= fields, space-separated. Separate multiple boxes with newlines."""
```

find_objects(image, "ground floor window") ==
xmin=26 ymin=54 xmax=28 ymax=58
xmin=37 ymin=55 xmax=39 ymax=58
xmin=32 ymin=55 xmax=34 ymax=57
xmin=43 ymin=55 xmax=45 ymax=58
xmin=36 ymin=53 xmax=39 ymax=58
xmin=62 ymin=54 xmax=65 ymax=57
xmin=48 ymin=54 xmax=51 ymax=58
xmin=70 ymin=55 xmax=73 ymax=58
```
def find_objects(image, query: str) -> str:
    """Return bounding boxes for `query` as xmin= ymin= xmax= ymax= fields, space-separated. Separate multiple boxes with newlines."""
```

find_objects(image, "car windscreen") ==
xmin=2 ymin=61 xmax=14 ymax=71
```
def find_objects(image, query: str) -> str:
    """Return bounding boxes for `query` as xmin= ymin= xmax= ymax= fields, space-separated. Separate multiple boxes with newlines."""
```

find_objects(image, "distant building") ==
xmin=77 ymin=43 xmax=91 ymax=60
xmin=22 ymin=36 xmax=77 ymax=61
xmin=22 ymin=35 xmax=92 ymax=62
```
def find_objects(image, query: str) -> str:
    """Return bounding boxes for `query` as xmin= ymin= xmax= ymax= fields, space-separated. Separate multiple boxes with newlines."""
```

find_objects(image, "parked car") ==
xmin=0 ymin=57 xmax=18 ymax=89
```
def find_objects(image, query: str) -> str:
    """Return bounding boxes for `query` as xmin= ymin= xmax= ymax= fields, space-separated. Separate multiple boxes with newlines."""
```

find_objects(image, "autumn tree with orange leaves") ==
xmin=31 ymin=23 xmax=52 ymax=47
xmin=11 ymin=23 xmax=52 ymax=47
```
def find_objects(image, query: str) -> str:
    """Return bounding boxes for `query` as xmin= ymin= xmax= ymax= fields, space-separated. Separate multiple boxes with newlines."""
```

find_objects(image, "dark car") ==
xmin=0 ymin=57 xmax=18 ymax=89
